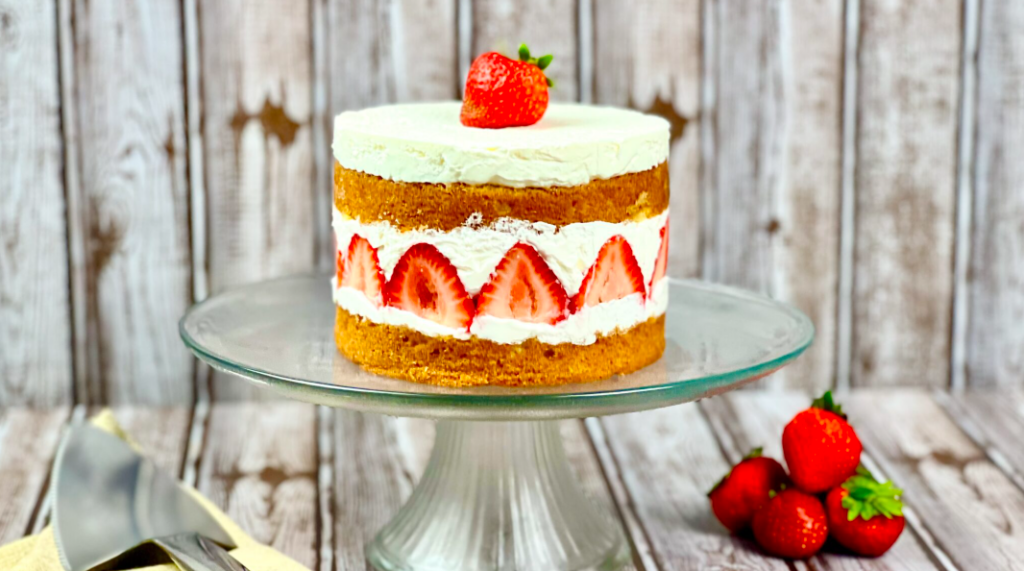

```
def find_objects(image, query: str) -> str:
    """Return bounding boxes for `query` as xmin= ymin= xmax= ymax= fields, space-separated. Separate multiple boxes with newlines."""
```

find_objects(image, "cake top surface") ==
xmin=332 ymin=102 xmax=670 ymax=188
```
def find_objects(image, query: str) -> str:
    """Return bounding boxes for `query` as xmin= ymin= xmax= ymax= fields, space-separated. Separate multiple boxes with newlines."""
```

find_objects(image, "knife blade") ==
xmin=52 ymin=422 xmax=244 ymax=571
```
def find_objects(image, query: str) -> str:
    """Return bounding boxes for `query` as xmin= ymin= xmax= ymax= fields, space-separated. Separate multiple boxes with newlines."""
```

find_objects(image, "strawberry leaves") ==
xmin=811 ymin=390 xmax=847 ymax=419
xmin=840 ymin=466 xmax=904 ymax=521
xmin=743 ymin=447 xmax=764 ymax=460
xmin=517 ymin=44 xmax=555 ymax=87
xmin=517 ymin=43 xmax=554 ymax=81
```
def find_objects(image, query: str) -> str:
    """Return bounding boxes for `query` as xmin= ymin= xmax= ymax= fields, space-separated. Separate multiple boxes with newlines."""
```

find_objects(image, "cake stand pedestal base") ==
xmin=180 ymin=276 xmax=815 ymax=569
xmin=365 ymin=420 xmax=631 ymax=571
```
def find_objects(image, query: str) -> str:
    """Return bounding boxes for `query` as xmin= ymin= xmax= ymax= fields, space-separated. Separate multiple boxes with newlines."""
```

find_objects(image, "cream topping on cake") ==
xmin=332 ymin=102 xmax=670 ymax=188
xmin=333 ymin=208 xmax=668 ymax=296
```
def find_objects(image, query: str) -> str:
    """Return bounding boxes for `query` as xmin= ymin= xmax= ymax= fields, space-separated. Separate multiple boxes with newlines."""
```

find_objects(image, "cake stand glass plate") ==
xmin=180 ymin=275 xmax=813 ymax=571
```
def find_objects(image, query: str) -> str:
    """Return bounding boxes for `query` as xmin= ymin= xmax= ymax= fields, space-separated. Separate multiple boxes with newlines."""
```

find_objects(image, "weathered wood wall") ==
xmin=2 ymin=0 xmax=1022 ymax=405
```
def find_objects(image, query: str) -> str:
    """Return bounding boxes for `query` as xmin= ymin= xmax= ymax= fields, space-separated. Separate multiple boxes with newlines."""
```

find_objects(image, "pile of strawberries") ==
xmin=708 ymin=392 xmax=905 ymax=559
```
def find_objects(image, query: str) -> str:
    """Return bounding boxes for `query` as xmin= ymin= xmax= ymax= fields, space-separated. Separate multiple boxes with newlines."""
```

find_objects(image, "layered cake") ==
xmin=331 ymin=47 xmax=670 ymax=387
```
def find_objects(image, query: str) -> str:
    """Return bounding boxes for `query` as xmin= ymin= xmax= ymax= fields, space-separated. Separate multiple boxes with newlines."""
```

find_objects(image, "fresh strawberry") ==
xmin=826 ymin=468 xmax=905 ymax=557
xmin=752 ymin=489 xmax=829 ymax=559
xmin=782 ymin=391 xmax=863 ymax=493
xmin=708 ymin=448 xmax=789 ymax=533
xmin=384 ymin=243 xmax=474 ymax=329
xmin=477 ymin=243 xmax=568 ymax=324
xmin=340 ymin=235 xmax=385 ymax=305
xmin=650 ymin=220 xmax=669 ymax=291
xmin=461 ymin=44 xmax=552 ymax=128
xmin=572 ymin=235 xmax=646 ymax=311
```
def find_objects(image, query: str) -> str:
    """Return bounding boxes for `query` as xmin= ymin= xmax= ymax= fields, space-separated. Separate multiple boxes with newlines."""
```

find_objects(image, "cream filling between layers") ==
xmin=331 ymin=209 xmax=669 ymax=345
xmin=333 ymin=208 xmax=668 ymax=296
xmin=333 ymin=278 xmax=668 ymax=346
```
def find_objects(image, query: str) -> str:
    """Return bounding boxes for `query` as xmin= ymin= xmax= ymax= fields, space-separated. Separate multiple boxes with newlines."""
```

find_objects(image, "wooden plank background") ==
xmin=0 ymin=1 xmax=72 ymax=406
xmin=1 ymin=0 xmax=1023 ymax=405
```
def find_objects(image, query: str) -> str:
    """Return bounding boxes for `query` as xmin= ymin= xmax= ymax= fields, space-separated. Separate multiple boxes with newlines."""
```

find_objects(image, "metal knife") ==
xmin=52 ymin=421 xmax=249 ymax=571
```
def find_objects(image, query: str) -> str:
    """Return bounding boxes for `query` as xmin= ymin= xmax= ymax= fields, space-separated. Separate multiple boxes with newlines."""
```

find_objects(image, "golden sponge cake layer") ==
xmin=335 ymin=306 xmax=665 ymax=387
xmin=334 ymin=162 xmax=669 ymax=231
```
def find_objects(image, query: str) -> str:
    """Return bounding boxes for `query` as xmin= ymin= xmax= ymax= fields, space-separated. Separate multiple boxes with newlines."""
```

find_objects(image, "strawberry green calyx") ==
xmin=811 ymin=390 xmax=846 ymax=419
xmin=516 ymin=44 xmax=554 ymax=88
xmin=517 ymin=44 xmax=554 ymax=71
xmin=840 ymin=467 xmax=904 ymax=521
xmin=743 ymin=447 xmax=764 ymax=460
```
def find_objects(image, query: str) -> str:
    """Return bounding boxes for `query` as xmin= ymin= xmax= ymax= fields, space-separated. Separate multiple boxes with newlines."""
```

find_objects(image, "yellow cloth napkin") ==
xmin=0 ymin=410 xmax=310 ymax=571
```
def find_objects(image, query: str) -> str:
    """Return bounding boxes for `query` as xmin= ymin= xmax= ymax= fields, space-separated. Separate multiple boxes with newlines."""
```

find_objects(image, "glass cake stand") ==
xmin=179 ymin=275 xmax=813 ymax=571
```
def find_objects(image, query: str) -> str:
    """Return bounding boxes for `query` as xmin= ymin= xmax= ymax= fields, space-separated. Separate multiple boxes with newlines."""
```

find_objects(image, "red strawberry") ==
xmin=384 ymin=243 xmax=474 ymax=329
xmin=461 ymin=44 xmax=552 ymax=128
xmin=650 ymin=220 xmax=669 ymax=291
xmin=572 ymin=235 xmax=646 ymax=311
xmin=340 ymin=235 xmax=385 ymax=306
xmin=752 ymin=489 xmax=829 ymax=559
xmin=708 ymin=448 xmax=789 ymax=533
xmin=825 ymin=468 xmax=905 ymax=557
xmin=782 ymin=391 xmax=863 ymax=493
xmin=477 ymin=243 xmax=568 ymax=324
xmin=335 ymin=249 xmax=345 ymax=284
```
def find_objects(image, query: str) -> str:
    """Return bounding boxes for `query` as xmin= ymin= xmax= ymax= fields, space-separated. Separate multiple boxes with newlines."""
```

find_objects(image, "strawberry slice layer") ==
xmin=341 ymin=235 xmax=385 ymax=306
xmin=650 ymin=220 xmax=669 ymax=291
xmin=384 ymin=243 xmax=475 ymax=329
xmin=477 ymin=243 xmax=568 ymax=324
xmin=335 ymin=249 xmax=345 ymax=284
xmin=573 ymin=235 xmax=646 ymax=312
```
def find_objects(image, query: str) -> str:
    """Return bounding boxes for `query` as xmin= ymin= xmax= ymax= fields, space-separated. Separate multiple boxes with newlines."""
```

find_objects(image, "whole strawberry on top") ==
xmin=826 ymin=467 xmax=905 ymax=557
xmin=708 ymin=447 xmax=789 ymax=533
xmin=461 ymin=44 xmax=553 ymax=128
xmin=782 ymin=391 xmax=862 ymax=493
xmin=752 ymin=488 xmax=829 ymax=559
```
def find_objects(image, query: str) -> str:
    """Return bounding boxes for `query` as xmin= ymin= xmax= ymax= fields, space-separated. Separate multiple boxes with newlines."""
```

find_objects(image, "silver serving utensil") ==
xmin=52 ymin=422 xmax=249 ymax=571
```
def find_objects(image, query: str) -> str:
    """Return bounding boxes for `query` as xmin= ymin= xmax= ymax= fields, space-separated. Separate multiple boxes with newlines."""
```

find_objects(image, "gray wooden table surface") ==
xmin=1 ymin=389 xmax=1022 ymax=570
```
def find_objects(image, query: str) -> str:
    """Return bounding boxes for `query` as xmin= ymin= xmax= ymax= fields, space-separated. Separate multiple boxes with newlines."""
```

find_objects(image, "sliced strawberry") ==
xmin=650 ymin=220 xmax=669 ymax=291
xmin=384 ymin=243 xmax=474 ymax=329
xmin=572 ymin=235 xmax=646 ymax=311
xmin=341 ymin=235 xmax=385 ymax=306
xmin=335 ymin=249 xmax=345 ymax=284
xmin=477 ymin=243 xmax=568 ymax=324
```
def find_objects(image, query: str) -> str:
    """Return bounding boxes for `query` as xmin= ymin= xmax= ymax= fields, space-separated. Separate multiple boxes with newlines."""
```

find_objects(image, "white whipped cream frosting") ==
xmin=332 ymin=208 xmax=669 ymax=345
xmin=332 ymin=102 xmax=670 ymax=188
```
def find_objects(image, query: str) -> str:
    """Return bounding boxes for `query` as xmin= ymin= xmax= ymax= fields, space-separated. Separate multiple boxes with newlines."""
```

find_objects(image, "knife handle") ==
xmin=154 ymin=533 xmax=250 ymax=571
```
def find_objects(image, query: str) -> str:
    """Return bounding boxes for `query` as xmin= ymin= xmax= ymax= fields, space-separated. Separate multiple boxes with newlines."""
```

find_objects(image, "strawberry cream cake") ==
xmin=331 ymin=48 xmax=670 ymax=387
